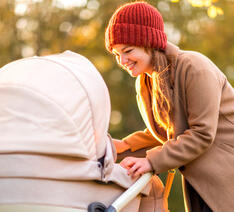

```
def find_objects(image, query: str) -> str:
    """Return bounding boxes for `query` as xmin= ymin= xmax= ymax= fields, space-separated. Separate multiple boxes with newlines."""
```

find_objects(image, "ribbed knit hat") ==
xmin=105 ymin=1 xmax=167 ymax=52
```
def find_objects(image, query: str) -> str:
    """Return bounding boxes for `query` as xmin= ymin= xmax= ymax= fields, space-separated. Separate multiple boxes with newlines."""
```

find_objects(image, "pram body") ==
xmin=0 ymin=51 xmax=166 ymax=212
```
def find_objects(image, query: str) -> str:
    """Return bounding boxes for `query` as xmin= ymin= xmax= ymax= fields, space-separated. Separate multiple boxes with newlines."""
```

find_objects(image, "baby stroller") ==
xmin=0 ymin=51 xmax=168 ymax=212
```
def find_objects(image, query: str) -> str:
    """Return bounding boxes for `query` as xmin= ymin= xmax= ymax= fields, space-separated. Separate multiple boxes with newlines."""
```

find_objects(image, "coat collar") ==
xmin=165 ymin=41 xmax=179 ymax=67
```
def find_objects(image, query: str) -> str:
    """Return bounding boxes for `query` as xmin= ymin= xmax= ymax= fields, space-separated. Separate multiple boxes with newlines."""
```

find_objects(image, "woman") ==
xmin=105 ymin=2 xmax=234 ymax=212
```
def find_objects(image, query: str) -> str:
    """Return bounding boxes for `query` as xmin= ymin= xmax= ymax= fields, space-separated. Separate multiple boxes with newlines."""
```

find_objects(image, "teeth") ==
xmin=126 ymin=63 xmax=135 ymax=69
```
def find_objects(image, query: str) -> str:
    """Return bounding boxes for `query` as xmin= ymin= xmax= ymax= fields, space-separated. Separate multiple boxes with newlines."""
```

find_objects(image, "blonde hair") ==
xmin=150 ymin=50 xmax=174 ymax=138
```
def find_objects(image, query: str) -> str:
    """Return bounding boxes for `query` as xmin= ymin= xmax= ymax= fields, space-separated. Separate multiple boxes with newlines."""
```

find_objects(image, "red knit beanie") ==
xmin=105 ymin=1 xmax=167 ymax=52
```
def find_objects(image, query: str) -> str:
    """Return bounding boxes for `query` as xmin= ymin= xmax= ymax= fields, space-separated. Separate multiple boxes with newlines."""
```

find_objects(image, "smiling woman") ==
xmin=112 ymin=45 xmax=152 ymax=77
xmin=105 ymin=2 xmax=234 ymax=212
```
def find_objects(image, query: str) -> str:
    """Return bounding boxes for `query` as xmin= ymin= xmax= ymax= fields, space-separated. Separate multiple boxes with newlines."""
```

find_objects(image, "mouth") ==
xmin=125 ymin=62 xmax=136 ymax=70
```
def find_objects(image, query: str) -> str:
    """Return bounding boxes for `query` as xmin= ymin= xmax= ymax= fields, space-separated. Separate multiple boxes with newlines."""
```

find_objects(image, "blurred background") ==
xmin=0 ymin=0 xmax=233 ymax=211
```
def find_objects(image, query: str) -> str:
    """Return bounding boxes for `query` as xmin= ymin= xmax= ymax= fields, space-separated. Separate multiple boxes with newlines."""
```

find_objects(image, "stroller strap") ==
xmin=163 ymin=129 xmax=176 ymax=198
xmin=163 ymin=169 xmax=176 ymax=198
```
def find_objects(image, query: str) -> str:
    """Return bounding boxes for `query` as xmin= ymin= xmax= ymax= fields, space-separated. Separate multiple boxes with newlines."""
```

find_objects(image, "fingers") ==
xmin=127 ymin=163 xmax=144 ymax=178
xmin=120 ymin=157 xmax=153 ymax=179
xmin=131 ymin=167 xmax=146 ymax=179
xmin=120 ymin=157 xmax=135 ymax=169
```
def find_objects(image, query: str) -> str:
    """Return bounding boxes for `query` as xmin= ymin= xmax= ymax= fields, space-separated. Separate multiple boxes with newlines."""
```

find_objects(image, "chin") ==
xmin=131 ymin=72 xmax=139 ymax=77
xmin=131 ymin=70 xmax=141 ymax=77
xmin=127 ymin=70 xmax=137 ymax=77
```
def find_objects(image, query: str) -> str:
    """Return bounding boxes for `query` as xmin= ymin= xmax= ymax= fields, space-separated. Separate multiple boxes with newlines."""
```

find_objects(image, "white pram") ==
xmin=0 ymin=51 xmax=167 ymax=212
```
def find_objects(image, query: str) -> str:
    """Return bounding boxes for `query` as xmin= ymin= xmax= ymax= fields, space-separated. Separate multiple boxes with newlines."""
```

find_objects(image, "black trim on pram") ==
xmin=88 ymin=202 xmax=107 ymax=212
xmin=105 ymin=205 xmax=116 ymax=212
xmin=98 ymin=155 xmax=105 ymax=167
xmin=87 ymin=202 xmax=116 ymax=212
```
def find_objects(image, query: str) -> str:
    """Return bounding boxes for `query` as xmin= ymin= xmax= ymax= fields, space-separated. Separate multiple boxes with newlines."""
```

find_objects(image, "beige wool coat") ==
xmin=123 ymin=42 xmax=234 ymax=212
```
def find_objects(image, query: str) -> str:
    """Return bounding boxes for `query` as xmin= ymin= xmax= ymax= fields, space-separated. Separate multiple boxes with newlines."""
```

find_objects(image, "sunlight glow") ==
xmin=21 ymin=45 xmax=35 ymax=58
xmin=207 ymin=5 xmax=223 ymax=18
xmin=87 ymin=0 xmax=100 ymax=10
xmin=59 ymin=22 xmax=73 ymax=33
xmin=188 ymin=0 xmax=212 ymax=7
xmin=158 ymin=1 xmax=170 ymax=12
xmin=110 ymin=110 xmax=122 ymax=125
xmin=79 ymin=9 xmax=95 ymax=20
xmin=164 ymin=22 xmax=181 ymax=45
xmin=52 ymin=0 xmax=87 ymax=9
xmin=170 ymin=0 xmax=224 ymax=18
xmin=14 ymin=3 xmax=28 ymax=16
xmin=14 ymin=0 xmax=88 ymax=14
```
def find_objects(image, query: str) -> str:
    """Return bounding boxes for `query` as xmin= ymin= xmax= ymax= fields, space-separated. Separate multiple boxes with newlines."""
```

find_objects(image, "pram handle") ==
xmin=105 ymin=172 xmax=153 ymax=212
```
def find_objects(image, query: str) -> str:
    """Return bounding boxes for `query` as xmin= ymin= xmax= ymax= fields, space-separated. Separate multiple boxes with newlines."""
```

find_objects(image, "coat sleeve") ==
xmin=123 ymin=128 xmax=162 ymax=152
xmin=146 ymin=60 xmax=224 ymax=174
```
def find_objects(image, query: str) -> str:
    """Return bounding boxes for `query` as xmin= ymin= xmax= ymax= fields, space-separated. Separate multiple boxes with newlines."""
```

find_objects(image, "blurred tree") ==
xmin=0 ymin=0 xmax=233 ymax=211
xmin=171 ymin=0 xmax=224 ymax=18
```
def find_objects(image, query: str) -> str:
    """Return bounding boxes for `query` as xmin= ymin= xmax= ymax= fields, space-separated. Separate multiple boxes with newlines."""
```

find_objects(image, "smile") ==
xmin=125 ymin=62 xmax=136 ymax=70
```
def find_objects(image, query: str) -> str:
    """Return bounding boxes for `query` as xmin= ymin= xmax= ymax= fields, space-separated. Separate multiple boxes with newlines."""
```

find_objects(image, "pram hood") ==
xmin=0 ymin=51 xmax=110 ymax=160
xmin=0 ymin=51 xmax=138 ymax=189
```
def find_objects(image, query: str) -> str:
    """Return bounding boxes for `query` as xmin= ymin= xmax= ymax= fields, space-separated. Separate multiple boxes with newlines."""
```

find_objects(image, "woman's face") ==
xmin=112 ymin=44 xmax=153 ymax=77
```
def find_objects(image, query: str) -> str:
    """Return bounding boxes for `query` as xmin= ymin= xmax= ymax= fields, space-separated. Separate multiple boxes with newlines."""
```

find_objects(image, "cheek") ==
xmin=144 ymin=56 xmax=152 ymax=68
xmin=136 ymin=53 xmax=151 ymax=67
xmin=139 ymin=58 xmax=149 ymax=68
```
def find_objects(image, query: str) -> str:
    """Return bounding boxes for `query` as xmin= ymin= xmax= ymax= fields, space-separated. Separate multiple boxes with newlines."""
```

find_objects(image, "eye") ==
xmin=124 ymin=48 xmax=133 ymax=54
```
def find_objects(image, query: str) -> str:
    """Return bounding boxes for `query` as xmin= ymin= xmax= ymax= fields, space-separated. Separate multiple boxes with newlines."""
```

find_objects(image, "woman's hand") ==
xmin=113 ymin=139 xmax=131 ymax=154
xmin=120 ymin=157 xmax=153 ymax=178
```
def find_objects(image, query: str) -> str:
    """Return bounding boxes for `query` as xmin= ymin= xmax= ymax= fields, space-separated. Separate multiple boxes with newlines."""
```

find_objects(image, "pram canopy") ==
xmin=0 ymin=51 xmax=110 ymax=160
xmin=0 ymin=51 xmax=140 ymax=190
